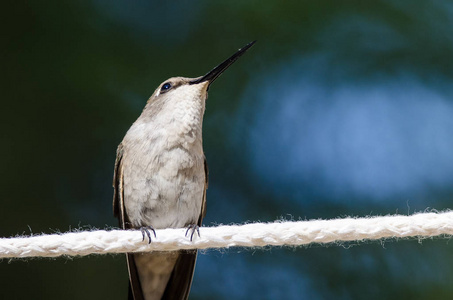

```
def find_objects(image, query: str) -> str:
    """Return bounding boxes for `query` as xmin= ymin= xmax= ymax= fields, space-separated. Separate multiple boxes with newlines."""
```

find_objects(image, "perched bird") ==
xmin=113 ymin=41 xmax=256 ymax=300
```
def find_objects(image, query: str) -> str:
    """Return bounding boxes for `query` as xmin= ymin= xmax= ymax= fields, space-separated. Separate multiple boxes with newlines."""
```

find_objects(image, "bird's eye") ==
xmin=161 ymin=82 xmax=172 ymax=92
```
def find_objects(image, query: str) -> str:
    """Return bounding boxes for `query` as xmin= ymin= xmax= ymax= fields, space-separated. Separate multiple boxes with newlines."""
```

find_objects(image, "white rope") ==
xmin=1 ymin=210 xmax=452 ymax=259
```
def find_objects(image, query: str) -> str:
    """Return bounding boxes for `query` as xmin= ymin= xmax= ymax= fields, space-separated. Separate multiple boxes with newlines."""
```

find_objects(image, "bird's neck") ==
xmin=127 ymin=99 xmax=206 ymax=153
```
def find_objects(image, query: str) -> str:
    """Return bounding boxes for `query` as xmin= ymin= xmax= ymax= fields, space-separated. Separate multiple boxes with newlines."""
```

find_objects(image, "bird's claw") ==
xmin=185 ymin=224 xmax=200 ymax=242
xmin=140 ymin=226 xmax=156 ymax=244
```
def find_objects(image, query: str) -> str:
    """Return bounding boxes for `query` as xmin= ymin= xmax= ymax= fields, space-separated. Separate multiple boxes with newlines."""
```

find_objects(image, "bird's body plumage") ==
xmin=120 ymin=79 xmax=208 ymax=230
xmin=113 ymin=78 xmax=208 ymax=300
xmin=112 ymin=41 xmax=255 ymax=300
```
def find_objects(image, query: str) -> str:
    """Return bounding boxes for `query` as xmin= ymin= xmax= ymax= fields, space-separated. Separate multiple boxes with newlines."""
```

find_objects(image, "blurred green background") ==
xmin=2 ymin=1 xmax=453 ymax=299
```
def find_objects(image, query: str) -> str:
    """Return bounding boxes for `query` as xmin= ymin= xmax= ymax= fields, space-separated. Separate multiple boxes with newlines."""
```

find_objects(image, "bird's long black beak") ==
xmin=190 ymin=41 xmax=256 ymax=86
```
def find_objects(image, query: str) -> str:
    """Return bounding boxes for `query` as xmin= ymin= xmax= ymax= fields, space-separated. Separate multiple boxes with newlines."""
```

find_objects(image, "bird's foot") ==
xmin=140 ymin=226 xmax=156 ymax=244
xmin=185 ymin=224 xmax=200 ymax=242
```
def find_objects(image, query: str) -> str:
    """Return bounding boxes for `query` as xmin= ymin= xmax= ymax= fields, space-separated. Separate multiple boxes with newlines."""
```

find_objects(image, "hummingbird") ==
xmin=113 ymin=41 xmax=256 ymax=300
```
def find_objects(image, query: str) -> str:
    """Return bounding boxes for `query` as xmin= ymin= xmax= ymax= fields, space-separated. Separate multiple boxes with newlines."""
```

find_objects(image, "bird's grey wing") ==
xmin=161 ymin=157 xmax=209 ymax=300
xmin=199 ymin=156 xmax=209 ymax=224
xmin=126 ymin=254 xmax=144 ymax=300
xmin=113 ymin=143 xmax=125 ymax=227
xmin=112 ymin=144 xmax=145 ymax=300
xmin=161 ymin=250 xmax=197 ymax=300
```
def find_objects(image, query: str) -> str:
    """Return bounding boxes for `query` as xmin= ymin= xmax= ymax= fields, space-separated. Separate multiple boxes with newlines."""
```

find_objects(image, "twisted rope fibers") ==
xmin=1 ymin=211 xmax=452 ymax=259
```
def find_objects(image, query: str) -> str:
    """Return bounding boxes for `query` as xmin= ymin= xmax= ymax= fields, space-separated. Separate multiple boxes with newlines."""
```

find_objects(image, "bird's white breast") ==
xmin=122 ymin=84 xmax=207 ymax=229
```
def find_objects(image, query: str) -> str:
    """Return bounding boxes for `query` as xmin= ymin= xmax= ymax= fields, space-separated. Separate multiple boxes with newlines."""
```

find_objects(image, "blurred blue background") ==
xmin=1 ymin=1 xmax=453 ymax=299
